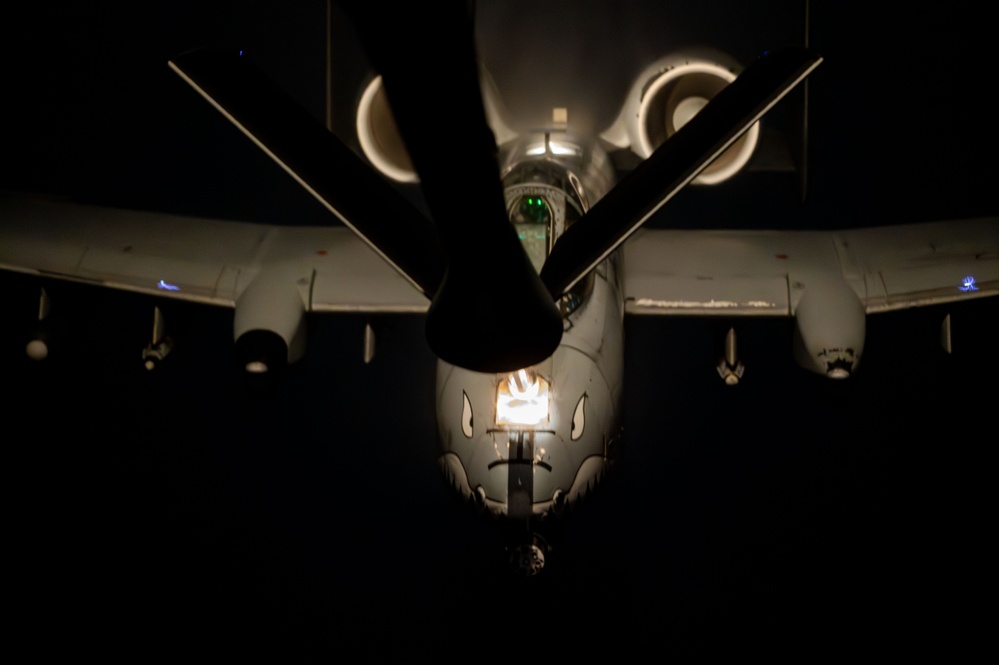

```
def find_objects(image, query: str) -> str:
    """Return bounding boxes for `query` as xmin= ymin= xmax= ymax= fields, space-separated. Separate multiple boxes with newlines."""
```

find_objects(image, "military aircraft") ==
xmin=2 ymin=1 xmax=997 ymax=588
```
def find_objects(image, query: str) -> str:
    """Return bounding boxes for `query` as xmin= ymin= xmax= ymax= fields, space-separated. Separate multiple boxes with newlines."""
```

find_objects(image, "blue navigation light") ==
xmin=957 ymin=275 xmax=978 ymax=291
xmin=959 ymin=276 xmax=979 ymax=292
xmin=158 ymin=280 xmax=181 ymax=291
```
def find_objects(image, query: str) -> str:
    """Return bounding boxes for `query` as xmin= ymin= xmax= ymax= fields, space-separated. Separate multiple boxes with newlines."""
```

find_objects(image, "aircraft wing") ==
xmin=622 ymin=218 xmax=999 ymax=316
xmin=0 ymin=191 xmax=428 ymax=313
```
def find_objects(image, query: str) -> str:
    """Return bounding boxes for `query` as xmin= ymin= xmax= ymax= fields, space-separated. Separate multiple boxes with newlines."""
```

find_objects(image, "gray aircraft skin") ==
xmin=366 ymin=53 xmax=769 ymax=570
xmin=349 ymin=47 xmax=997 ymax=572
xmin=435 ymin=135 xmax=624 ymax=545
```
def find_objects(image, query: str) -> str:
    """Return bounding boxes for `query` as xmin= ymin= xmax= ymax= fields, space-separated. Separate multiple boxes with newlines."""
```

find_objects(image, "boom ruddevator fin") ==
xmin=541 ymin=48 xmax=823 ymax=299
xmin=168 ymin=48 xmax=445 ymax=298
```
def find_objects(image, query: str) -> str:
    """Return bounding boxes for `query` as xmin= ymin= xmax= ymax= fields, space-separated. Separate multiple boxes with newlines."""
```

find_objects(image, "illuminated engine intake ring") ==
xmin=355 ymin=75 xmax=416 ymax=183
xmin=602 ymin=51 xmax=760 ymax=185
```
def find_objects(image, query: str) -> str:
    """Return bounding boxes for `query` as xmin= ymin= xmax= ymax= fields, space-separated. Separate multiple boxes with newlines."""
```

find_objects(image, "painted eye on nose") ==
xmin=461 ymin=391 xmax=474 ymax=438
xmin=571 ymin=394 xmax=586 ymax=441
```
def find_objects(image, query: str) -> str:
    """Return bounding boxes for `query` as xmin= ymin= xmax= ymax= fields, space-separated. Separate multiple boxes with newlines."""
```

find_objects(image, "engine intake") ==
xmin=602 ymin=52 xmax=760 ymax=185
xmin=356 ymin=70 xmax=516 ymax=183
xmin=356 ymin=75 xmax=417 ymax=183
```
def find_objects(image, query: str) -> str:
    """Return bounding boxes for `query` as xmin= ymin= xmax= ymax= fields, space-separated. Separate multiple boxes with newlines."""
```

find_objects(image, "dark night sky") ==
xmin=2 ymin=1 xmax=996 ymax=650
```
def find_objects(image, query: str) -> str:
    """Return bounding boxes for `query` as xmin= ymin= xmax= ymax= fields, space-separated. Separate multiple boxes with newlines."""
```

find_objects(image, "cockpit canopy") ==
xmin=501 ymin=134 xmax=614 ymax=314
xmin=509 ymin=194 xmax=552 ymax=273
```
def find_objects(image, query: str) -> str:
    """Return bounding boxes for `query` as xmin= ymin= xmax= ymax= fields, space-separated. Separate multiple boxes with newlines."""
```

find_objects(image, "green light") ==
xmin=516 ymin=196 xmax=550 ymax=226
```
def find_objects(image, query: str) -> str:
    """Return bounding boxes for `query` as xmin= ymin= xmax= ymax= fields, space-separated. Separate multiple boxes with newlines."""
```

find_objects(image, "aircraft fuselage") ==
xmin=435 ymin=134 xmax=625 ymax=531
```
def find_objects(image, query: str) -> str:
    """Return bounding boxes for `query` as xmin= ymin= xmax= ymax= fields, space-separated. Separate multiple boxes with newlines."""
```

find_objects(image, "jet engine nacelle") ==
xmin=792 ymin=274 xmax=866 ymax=379
xmin=601 ymin=51 xmax=760 ymax=185
xmin=233 ymin=270 xmax=308 ymax=377
xmin=356 ymin=70 xmax=517 ymax=183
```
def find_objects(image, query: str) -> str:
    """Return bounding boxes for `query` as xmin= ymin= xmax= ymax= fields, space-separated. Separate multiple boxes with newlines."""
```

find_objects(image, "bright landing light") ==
xmin=496 ymin=369 xmax=550 ymax=427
